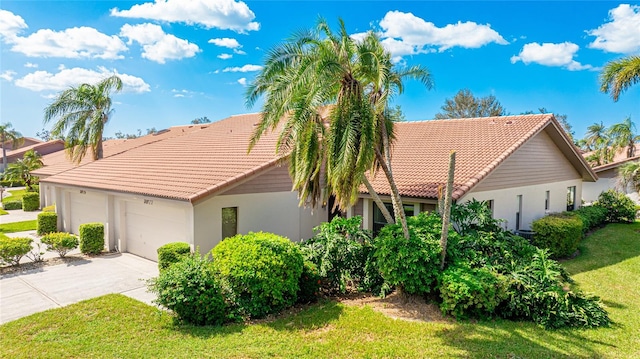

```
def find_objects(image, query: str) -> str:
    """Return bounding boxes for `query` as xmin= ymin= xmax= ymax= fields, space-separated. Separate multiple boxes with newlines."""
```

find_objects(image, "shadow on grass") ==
xmin=437 ymin=319 xmax=614 ymax=358
xmin=565 ymin=222 xmax=640 ymax=275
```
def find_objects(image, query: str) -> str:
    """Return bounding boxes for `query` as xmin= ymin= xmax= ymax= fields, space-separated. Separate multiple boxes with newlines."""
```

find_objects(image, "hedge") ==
xmin=594 ymin=190 xmax=636 ymax=223
xmin=37 ymin=212 xmax=58 ymax=235
xmin=79 ymin=222 xmax=104 ymax=255
xmin=41 ymin=232 xmax=79 ymax=258
xmin=157 ymin=242 xmax=191 ymax=271
xmin=22 ymin=192 xmax=40 ymax=211
xmin=0 ymin=236 xmax=32 ymax=266
xmin=569 ymin=205 xmax=607 ymax=233
xmin=531 ymin=214 xmax=583 ymax=258
xmin=2 ymin=200 xmax=21 ymax=210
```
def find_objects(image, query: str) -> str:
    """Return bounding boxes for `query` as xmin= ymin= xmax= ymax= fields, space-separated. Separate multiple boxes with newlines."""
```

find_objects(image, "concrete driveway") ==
xmin=0 ymin=253 xmax=159 ymax=324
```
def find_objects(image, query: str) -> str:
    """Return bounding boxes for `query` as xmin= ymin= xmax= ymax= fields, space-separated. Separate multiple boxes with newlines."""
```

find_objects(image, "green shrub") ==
xmin=595 ymin=190 xmax=636 ymax=223
xmin=570 ymin=205 xmax=607 ymax=232
xmin=157 ymin=242 xmax=191 ymax=271
xmin=211 ymin=232 xmax=303 ymax=319
xmin=41 ymin=232 xmax=79 ymax=258
xmin=148 ymin=254 xmax=228 ymax=326
xmin=37 ymin=212 xmax=58 ymax=235
xmin=439 ymin=264 xmax=508 ymax=319
xmin=531 ymin=214 xmax=583 ymax=258
xmin=0 ymin=179 xmax=24 ymax=187
xmin=2 ymin=200 xmax=21 ymax=210
xmin=299 ymin=216 xmax=372 ymax=293
xmin=28 ymin=184 xmax=39 ymax=193
xmin=79 ymin=222 xmax=104 ymax=255
xmin=22 ymin=192 xmax=40 ymax=211
xmin=297 ymin=261 xmax=321 ymax=304
xmin=0 ymin=236 xmax=32 ymax=266
xmin=42 ymin=204 xmax=56 ymax=213
xmin=375 ymin=212 xmax=445 ymax=295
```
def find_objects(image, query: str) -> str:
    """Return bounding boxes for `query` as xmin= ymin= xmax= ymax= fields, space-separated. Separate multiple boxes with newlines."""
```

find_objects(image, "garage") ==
xmin=124 ymin=200 xmax=189 ymax=261
xmin=69 ymin=191 xmax=107 ymax=235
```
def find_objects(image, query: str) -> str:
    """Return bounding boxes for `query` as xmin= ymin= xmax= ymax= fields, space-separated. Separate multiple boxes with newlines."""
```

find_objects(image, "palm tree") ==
xmin=246 ymin=18 xmax=433 ymax=239
xmin=3 ymin=150 xmax=43 ymax=190
xmin=0 ymin=122 xmax=24 ymax=172
xmin=44 ymin=75 xmax=123 ymax=163
xmin=600 ymin=55 xmax=640 ymax=102
xmin=618 ymin=161 xmax=640 ymax=194
xmin=608 ymin=117 xmax=640 ymax=158
xmin=583 ymin=122 xmax=613 ymax=166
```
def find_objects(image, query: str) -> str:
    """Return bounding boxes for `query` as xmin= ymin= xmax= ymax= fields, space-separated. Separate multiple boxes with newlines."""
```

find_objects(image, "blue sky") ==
xmin=1 ymin=1 xmax=639 ymax=140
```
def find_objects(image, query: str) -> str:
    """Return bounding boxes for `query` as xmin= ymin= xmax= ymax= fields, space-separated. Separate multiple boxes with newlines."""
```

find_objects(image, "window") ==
xmin=221 ymin=207 xmax=237 ymax=239
xmin=516 ymin=195 xmax=523 ymax=231
xmin=373 ymin=202 xmax=414 ymax=235
xmin=567 ymin=186 xmax=576 ymax=211
xmin=486 ymin=200 xmax=494 ymax=218
xmin=545 ymin=190 xmax=550 ymax=211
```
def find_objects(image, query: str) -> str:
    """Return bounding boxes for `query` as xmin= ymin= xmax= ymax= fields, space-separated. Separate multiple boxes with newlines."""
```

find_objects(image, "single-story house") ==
xmin=582 ymin=144 xmax=640 ymax=204
xmin=38 ymin=113 xmax=595 ymax=262
xmin=349 ymin=114 xmax=597 ymax=232
xmin=2 ymin=139 xmax=64 ymax=169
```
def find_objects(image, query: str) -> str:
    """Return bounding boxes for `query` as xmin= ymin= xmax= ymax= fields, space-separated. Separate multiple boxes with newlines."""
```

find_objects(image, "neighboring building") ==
xmin=352 ymin=114 xmax=596 ymax=232
xmin=582 ymin=144 xmax=640 ymax=204
xmin=38 ymin=115 xmax=326 ymax=261
xmin=2 ymin=139 xmax=64 ymax=167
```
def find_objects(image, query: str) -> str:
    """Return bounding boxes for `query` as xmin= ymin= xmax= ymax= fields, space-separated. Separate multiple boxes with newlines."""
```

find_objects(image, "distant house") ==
xmin=350 ymin=114 xmax=596 ymax=232
xmin=582 ymin=144 xmax=640 ymax=204
xmin=2 ymin=139 xmax=64 ymax=167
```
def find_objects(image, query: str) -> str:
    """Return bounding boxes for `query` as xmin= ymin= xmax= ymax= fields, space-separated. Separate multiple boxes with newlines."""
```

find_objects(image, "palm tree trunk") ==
xmin=363 ymin=177 xmax=394 ymax=224
xmin=96 ymin=136 xmax=104 ymax=160
xmin=440 ymin=151 xmax=456 ymax=270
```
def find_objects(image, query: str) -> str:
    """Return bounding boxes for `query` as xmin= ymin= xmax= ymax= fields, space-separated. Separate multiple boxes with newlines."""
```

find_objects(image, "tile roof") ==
xmin=584 ymin=144 xmax=640 ymax=173
xmin=32 ymin=125 xmax=209 ymax=177
xmin=364 ymin=114 xmax=596 ymax=200
xmin=42 ymin=114 xmax=282 ymax=202
xmin=4 ymin=140 xmax=65 ymax=163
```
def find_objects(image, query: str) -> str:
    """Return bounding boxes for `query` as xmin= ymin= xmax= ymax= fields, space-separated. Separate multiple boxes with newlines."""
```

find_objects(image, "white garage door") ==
xmin=125 ymin=201 xmax=188 ymax=261
xmin=69 ymin=191 xmax=107 ymax=235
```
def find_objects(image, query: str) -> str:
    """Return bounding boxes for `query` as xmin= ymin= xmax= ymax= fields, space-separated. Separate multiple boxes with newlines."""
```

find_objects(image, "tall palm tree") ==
xmin=0 ymin=122 xmax=24 ymax=172
xmin=246 ymin=18 xmax=433 ymax=239
xmin=3 ymin=150 xmax=43 ymax=190
xmin=43 ymin=75 xmax=123 ymax=163
xmin=608 ymin=117 xmax=640 ymax=158
xmin=618 ymin=161 xmax=640 ymax=194
xmin=600 ymin=55 xmax=640 ymax=102
xmin=583 ymin=122 xmax=613 ymax=166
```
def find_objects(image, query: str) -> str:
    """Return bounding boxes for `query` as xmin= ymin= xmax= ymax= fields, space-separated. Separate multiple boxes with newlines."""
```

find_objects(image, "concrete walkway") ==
xmin=0 ymin=208 xmax=42 ymax=223
xmin=0 ymin=253 xmax=159 ymax=324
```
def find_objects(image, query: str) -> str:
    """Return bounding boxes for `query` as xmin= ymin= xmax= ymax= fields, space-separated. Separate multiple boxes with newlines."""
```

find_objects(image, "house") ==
xmin=582 ymin=144 xmax=640 ymax=204
xmin=38 ymin=114 xmax=327 ymax=261
xmin=2 ymin=139 xmax=64 ymax=169
xmin=349 ymin=114 xmax=597 ymax=232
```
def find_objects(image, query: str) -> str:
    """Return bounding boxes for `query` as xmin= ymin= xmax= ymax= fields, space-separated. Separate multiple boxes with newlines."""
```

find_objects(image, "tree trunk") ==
xmin=1 ymin=146 xmax=6 ymax=173
xmin=363 ymin=177 xmax=394 ymax=224
xmin=96 ymin=136 xmax=104 ymax=160
xmin=440 ymin=151 xmax=456 ymax=270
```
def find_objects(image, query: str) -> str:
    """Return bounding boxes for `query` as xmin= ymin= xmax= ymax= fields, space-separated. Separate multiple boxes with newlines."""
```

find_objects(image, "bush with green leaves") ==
xmin=375 ymin=212 xmax=446 ymax=295
xmin=500 ymin=248 xmax=610 ymax=329
xmin=157 ymin=242 xmax=191 ymax=271
xmin=595 ymin=190 xmax=636 ymax=223
xmin=570 ymin=205 xmax=607 ymax=233
xmin=299 ymin=216 xmax=381 ymax=293
xmin=0 ymin=236 xmax=32 ymax=266
xmin=79 ymin=222 xmax=104 ymax=254
xmin=2 ymin=200 xmax=21 ymax=210
xmin=148 ymin=253 xmax=228 ymax=326
xmin=37 ymin=212 xmax=58 ymax=235
xmin=41 ymin=232 xmax=79 ymax=258
xmin=211 ymin=232 xmax=303 ymax=319
xmin=439 ymin=264 xmax=508 ymax=319
xmin=531 ymin=214 xmax=583 ymax=258
xmin=21 ymin=192 xmax=39 ymax=211
xmin=297 ymin=261 xmax=321 ymax=304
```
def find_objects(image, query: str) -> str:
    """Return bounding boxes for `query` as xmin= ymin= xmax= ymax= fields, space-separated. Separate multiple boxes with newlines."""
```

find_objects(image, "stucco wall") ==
xmin=583 ymin=168 xmax=619 ymax=203
xmin=460 ymin=179 xmax=584 ymax=231
xmin=193 ymin=191 xmax=326 ymax=255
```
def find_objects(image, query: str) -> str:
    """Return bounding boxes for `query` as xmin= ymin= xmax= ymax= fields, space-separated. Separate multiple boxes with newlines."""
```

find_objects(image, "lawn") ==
xmin=0 ymin=208 xmax=7 ymax=215
xmin=1 ymin=222 xmax=639 ymax=358
xmin=0 ymin=220 xmax=37 ymax=233
xmin=1 ymin=189 xmax=28 ymax=204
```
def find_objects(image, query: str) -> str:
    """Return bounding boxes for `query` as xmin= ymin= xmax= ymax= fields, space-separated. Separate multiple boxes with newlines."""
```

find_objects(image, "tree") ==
xmin=3 ymin=150 xmax=43 ymax=190
xmin=600 ymin=55 xmax=640 ymax=102
xmin=618 ymin=161 xmax=640 ymax=194
xmin=44 ymin=75 xmax=123 ymax=163
xmin=608 ymin=117 xmax=639 ymax=158
xmin=0 ymin=122 xmax=24 ymax=172
xmin=434 ymin=89 xmax=505 ymax=119
xmin=191 ymin=117 xmax=211 ymax=124
xmin=583 ymin=122 xmax=613 ymax=166
xmin=246 ymin=18 xmax=433 ymax=239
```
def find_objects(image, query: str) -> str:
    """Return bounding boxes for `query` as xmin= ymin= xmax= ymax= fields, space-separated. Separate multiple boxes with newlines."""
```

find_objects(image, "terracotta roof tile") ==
xmin=585 ymin=144 xmax=640 ymax=173
xmin=4 ymin=140 xmax=64 ymax=162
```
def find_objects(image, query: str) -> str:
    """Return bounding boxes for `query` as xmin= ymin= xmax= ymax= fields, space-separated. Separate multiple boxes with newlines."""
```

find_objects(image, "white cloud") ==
xmin=377 ymin=11 xmax=508 ymax=57
xmin=119 ymin=23 xmax=200 ymax=64
xmin=237 ymin=77 xmax=247 ymax=86
xmin=24 ymin=62 xmax=38 ymax=68
xmin=587 ymin=4 xmax=640 ymax=54
xmin=15 ymin=66 xmax=150 ymax=93
xmin=222 ymin=64 xmax=262 ymax=72
xmin=233 ymin=49 xmax=246 ymax=55
xmin=218 ymin=53 xmax=233 ymax=60
xmin=510 ymin=42 xmax=592 ymax=71
xmin=208 ymin=37 xmax=241 ymax=48
xmin=0 ymin=70 xmax=16 ymax=81
xmin=111 ymin=0 xmax=259 ymax=33
xmin=0 ymin=9 xmax=27 ymax=40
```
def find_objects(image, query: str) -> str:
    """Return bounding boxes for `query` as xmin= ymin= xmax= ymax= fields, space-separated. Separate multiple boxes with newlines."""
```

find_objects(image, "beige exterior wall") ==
xmin=220 ymin=165 xmax=292 ymax=195
xmin=473 ymin=130 xmax=581 ymax=192
xmin=460 ymin=179 xmax=583 ymax=231
xmin=583 ymin=168 xmax=618 ymax=203
xmin=193 ymin=191 xmax=326 ymax=255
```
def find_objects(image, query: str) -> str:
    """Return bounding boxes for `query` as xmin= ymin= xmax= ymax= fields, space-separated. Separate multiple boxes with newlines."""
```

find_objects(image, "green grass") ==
xmin=1 ymin=222 xmax=639 ymax=358
xmin=0 ymin=208 xmax=7 ymax=215
xmin=0 ymin=220 xmax=37 ymax=233
xmin=1 ymin=189 xmax=28 ymax=204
